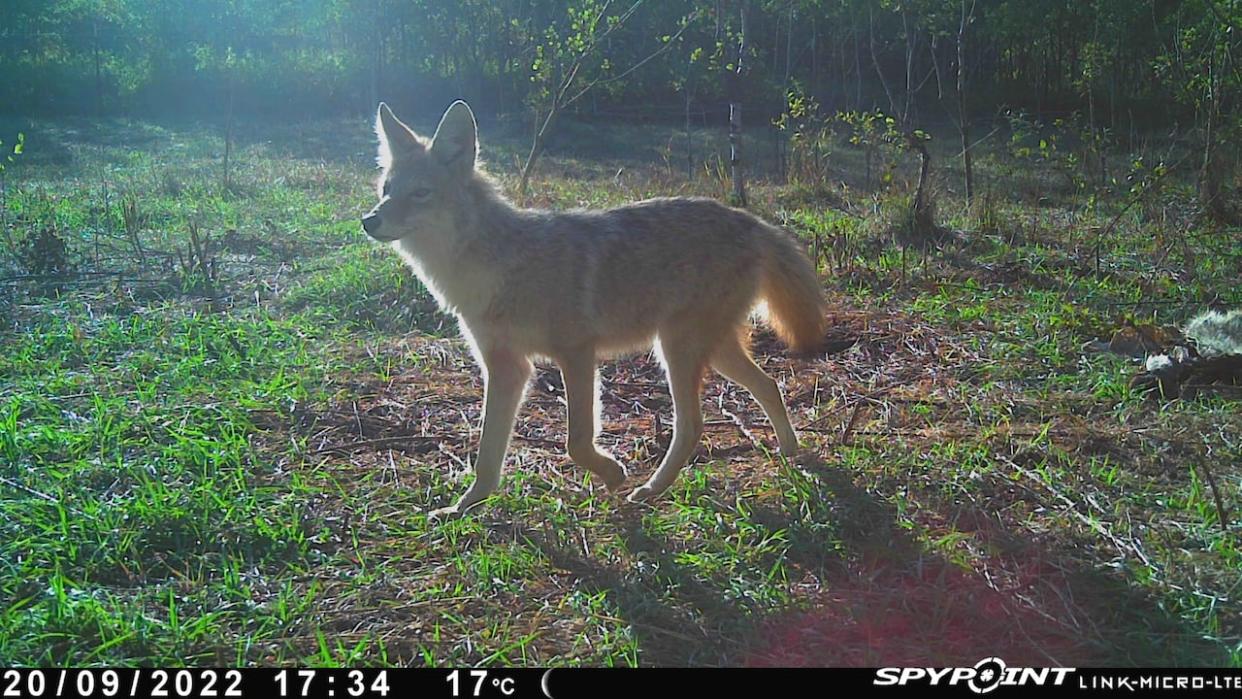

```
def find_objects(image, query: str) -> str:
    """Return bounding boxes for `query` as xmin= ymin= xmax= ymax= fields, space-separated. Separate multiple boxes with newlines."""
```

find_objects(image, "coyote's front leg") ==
xmin=559 ymin=349 xmax=628 ymax=490
xmin=431 ymin=348 xmax=532 ymax=518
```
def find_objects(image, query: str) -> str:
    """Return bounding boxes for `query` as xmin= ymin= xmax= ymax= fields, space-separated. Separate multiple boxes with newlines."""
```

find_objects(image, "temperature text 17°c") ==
xmin=446 ymin=670 xmax=516 ymax=697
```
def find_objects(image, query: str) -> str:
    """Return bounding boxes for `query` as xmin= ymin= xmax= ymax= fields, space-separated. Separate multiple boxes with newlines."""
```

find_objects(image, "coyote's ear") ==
xmin=375 ymin=102 xmax=422 ymax=169
xmin=429 ymin=100 xmax=478 ymax=174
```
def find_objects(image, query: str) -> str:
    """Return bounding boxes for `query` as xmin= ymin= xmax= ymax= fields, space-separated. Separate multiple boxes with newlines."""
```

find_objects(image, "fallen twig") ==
xmin=1195 ymin=462 xmax=1231 ymax=534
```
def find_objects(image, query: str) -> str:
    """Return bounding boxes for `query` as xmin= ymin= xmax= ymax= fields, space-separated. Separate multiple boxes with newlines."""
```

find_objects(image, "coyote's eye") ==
xmin=412 ymin=188 xmax=432 ymax=199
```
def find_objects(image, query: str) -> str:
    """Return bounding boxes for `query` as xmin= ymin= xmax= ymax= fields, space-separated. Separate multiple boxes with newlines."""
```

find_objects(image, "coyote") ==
xmin=361 ymin=101 xmax=827 ymax=516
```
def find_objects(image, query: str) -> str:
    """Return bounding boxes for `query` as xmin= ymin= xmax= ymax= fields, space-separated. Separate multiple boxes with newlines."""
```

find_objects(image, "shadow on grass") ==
xmin=517 ymin=456 xmax=1226 ymax=667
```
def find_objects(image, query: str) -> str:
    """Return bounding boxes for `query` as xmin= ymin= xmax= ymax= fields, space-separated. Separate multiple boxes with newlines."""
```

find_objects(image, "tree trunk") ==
xmin=853 ymin=24 xmax=862 ymax=110
xmin=369 ymin=1 xmax=381 ymax=108
xmin=1199 ymin=44 xmax=1229 ymax=223
xmin=901 ymin=8 xmax=915 ymax=125
xmin=780 ymin=3 xmax=793 ymax=181
xmin=784 ymin=3 xmax=793 ymax=91
xmin=224 ymin=68 xmax=234 ymax=192
xmin=519 ymin=104 xmax=559 ymax=201
xmin=957 ymin=0 xmax=975 ymax=205
xmin=685 ymin=65 xmax=694 ymax=180
xmin=729 ymin=0 xmax=748 ymax=206
xmin=869 ymin=5 xmax=898 ymax=118
xmin=810 ymin=17 xmax=818 ymax=107
xmin=911 ymin=135 xmax=931 ymax=215
xmin=93 ymin=16 xmax=103 ymax=117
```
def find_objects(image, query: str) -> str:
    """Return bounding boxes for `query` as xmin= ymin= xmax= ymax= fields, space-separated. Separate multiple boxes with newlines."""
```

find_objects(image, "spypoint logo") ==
xmin=968 ymin=657 xmax=1007 ymax=694
xmin=873 ymin=658 xmax=1075 ymax=693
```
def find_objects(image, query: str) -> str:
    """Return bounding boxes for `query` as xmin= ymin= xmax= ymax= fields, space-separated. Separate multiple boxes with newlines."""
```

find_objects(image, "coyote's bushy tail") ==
xmin=757 ymin=223 xmax=828 ymax=354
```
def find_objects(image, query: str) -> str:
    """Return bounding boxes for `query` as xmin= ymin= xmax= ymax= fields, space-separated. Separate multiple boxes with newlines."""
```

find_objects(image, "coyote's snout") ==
xmin=363 ymin=100 xmax=827 ymax=516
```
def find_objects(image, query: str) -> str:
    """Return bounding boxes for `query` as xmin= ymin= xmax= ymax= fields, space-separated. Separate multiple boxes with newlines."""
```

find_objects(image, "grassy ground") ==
xmin=1 ymin=112 xmax=1240 ymax=667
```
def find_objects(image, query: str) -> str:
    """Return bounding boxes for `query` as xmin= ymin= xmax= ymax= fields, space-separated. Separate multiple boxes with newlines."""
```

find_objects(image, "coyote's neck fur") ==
xmin=391 ymin=170 xmax=522 ymax=320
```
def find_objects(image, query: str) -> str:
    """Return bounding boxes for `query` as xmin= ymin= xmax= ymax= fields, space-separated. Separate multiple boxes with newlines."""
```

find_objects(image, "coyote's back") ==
xmin=443 ymin=196 xmax=828 ymax=361
xmin=361 ymin=100 xmax=827 ymax=515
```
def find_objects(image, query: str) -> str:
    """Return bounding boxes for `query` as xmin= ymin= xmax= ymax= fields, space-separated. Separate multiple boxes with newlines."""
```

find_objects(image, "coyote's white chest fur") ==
xmin=361 ymin=100 xmax=827 ymax=516
xmin=393 ymin=234 xmax=496 ymax=323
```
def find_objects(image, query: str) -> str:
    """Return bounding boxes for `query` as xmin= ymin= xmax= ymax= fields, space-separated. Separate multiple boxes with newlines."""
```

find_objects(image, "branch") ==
xmin=564 ymin=12 xmax=697 ymax=108
xmin=1206 ymin=0 xmax=1240 ymax=34
xmin=552 ymin=0 xmax=640 ymax=108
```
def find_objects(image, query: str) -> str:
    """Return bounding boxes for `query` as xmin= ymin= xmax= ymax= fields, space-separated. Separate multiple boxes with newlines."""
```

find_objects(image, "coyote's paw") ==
xmin=599 ymin=462 xmax=628 ymax=491
xmin=428 ymin=495 xmax=487 ymax=520
xmin=430 ymin=485 xmax=495 ymax=520
xmin=785 ymin=448 xmax=816 ymax=466
xmin=427 ymin=504 xmax=462 ymax=520
xmin=626 ymin=482 xmax=666 ymax=503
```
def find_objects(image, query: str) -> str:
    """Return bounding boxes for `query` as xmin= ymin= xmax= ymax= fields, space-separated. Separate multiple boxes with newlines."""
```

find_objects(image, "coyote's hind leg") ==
xmin=711 ymin=333 xmax=799 ymax=457
xmin=628 ymin=337 xmax=706 ymax=502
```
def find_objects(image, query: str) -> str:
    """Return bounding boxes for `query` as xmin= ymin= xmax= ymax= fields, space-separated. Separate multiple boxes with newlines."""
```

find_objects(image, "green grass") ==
xmin=1 ymin=115 xmax=1240 ymax=667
